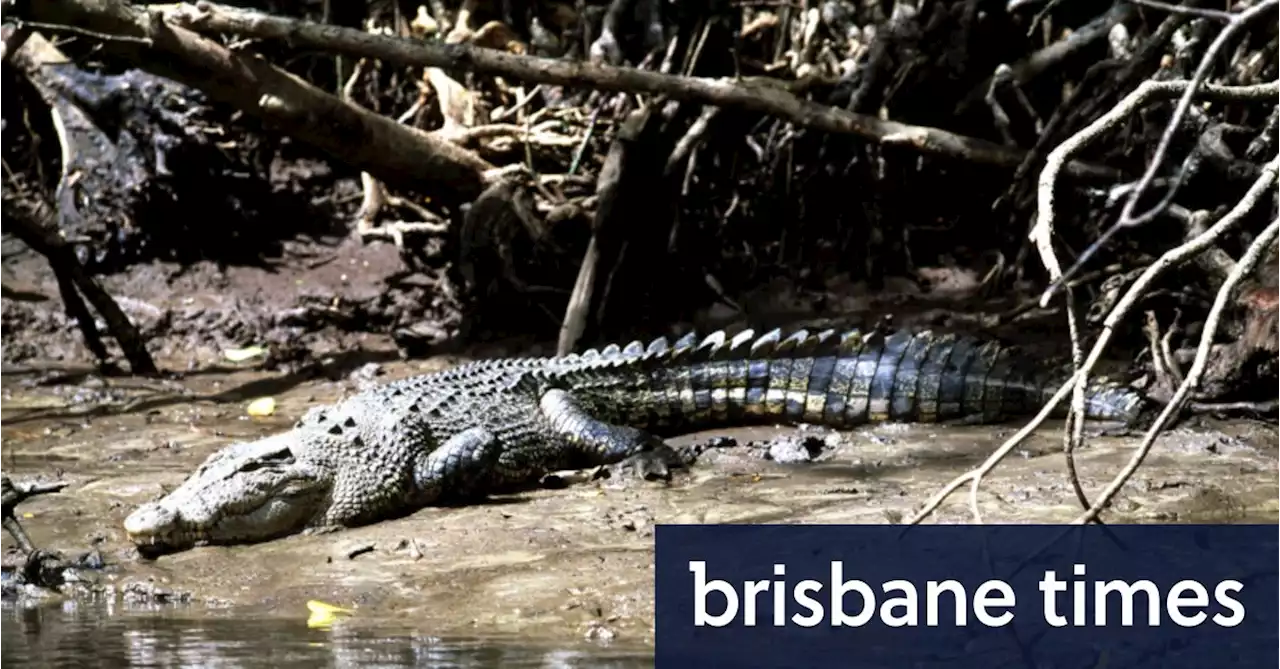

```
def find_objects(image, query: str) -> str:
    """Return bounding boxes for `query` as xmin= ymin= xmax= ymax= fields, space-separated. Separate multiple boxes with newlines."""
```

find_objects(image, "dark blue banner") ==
xmin=655 ymin=524 xmax=1277 ymax=668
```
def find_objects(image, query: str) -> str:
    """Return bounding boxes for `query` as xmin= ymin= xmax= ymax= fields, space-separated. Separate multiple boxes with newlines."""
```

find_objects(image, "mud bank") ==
xmin=4 ymin=215 xmax=1276 ymax=647
xmin=2 ymin=356 xmax=1275 ymax=646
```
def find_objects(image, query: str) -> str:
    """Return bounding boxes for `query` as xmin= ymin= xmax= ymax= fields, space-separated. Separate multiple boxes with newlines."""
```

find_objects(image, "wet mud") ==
xmin=2 ymin=354 xmax=1275 ymax=646
xmin=3 ymin=233 xmax=1277 ymax=648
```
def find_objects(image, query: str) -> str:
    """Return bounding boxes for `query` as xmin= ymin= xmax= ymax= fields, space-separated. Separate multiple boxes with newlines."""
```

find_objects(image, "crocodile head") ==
xmin=124 ymin=432 xmax=331 ymax=555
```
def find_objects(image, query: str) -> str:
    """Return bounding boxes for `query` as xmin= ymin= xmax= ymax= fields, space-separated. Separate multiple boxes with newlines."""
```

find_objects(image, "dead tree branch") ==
xmin=2 ymin=172 xmax=160 ymax=376
xmin=1 ymin=475 xmax=70 ymax=555
xmin=959 ymin=3 xmax=1137 ymax=116
xmin=908 ymin=156 xmax=1279 ymax=524
xmin=557 ymin=108 xmax=649 ymax=356
xmin=24 ymin=0 xmax=494 ymax=200
xmin=1040 ymin=0 xmax=1280 ymax=300
xmin=1072 ymin=215 xmax=1280 ymax=524
xmin=155 ymin=0 xmax=1118 ymax=179
xmin=1032 ymin=79 xmax=1278 ymax=307
xmin=1031 ymin=78 xmax=1276 ymax=501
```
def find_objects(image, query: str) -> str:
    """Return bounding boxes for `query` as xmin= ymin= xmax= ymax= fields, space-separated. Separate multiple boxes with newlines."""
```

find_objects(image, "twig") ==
xmin=1144 ymin=310 xmax=1187 ymax=391
xmin=967 ymin=242 xmax=1088 ymax=523
xmin=960 ymin=3 xmax=1136 ymax=116
xmin=1126 ymin=0 xmax=1236 ymax=22
xmin=12 ymin=18 xmax=154 ymax=44
xmin=341 ymin=57 xmax=390 ymax=241
xmin=1040 ymin=0 xmax=1280 ymax=301
xmin=558 ymin=236 xmax=601 ymax=356
xmin=1033 ymin=79 xmax=1278 ymax=308
xmin=665 ymin=106 xmax=719 ymax=176
xmin=490 ymin=84 xmax=543 ymax=122
xmin=2 ymin=475 xmax=70 ymax=555
xmin=909 ymin=157 xmax=1279 ymax=525
xmin=1060 ymin=288 xmax=1094 ymax=516
xmin=1158 ymin=313 xmax=1184 ymax=385
xmin=569 ymin=108 xmax=599 ymax=176
xmin=160 ymin=0 xmax=1120 ymax=179
xmin=1187 ymin=399 xmax=1280 ymax=414
xmin=907 ymin=374 xmax=1081 ymax=524
xmin=1144 ymin=311 xmax=1174 ymax=391
xmin=1072 ymin=216 xmax=1280 ymax=524
xmin=991 ymin=267 xmax=1115 ymax=325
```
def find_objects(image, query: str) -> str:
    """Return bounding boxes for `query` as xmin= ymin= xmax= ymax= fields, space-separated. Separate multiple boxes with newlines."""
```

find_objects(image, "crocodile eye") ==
xmin=237 ymin=449 xmax=295 ymax=472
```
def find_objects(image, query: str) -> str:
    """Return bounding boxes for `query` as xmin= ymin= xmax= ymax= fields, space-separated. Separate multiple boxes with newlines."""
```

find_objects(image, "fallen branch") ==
xmin=2 ymin=181 xmax=160 ymax=376
xmin=156 ymin=0 xmax=1119 ymax=179
xmin=1105 ymin=0 xmax=1274 ymax=225
xmin=25 ymin=0 xmax=494 ymax=201
xmin=958 ymin=3 xmax=1136 ymax=116
xmin=1 ymin=475 xmax=70 ymax=555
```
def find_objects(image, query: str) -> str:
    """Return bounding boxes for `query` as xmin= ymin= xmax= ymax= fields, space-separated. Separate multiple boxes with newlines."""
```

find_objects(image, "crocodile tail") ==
xmin=1062 ymin=380 xmax=1149 ymax=424
xmin=601 ymin=328 xmax=1148 ymax=431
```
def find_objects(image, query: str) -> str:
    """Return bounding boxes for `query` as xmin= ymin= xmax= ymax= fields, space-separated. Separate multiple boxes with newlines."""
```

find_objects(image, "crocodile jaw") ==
xmin=124 ymin=433 xmax=331 ymax=552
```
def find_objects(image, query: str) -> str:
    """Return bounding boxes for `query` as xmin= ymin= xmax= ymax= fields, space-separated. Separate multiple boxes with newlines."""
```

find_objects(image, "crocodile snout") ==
xmin=123 ymin=503 xmax=178 ymax=540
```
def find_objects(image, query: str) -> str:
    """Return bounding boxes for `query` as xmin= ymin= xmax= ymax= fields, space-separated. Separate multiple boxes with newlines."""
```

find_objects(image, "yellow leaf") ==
xmin=223 ymin=346 xmax=267 ymax=362
xmin=22 ymin=512 xmax=33 ymax=519
xmin=306 ymin=600 xmax=354 ymax=628
xmin=246 ymin=397 xmax=276 ymax=417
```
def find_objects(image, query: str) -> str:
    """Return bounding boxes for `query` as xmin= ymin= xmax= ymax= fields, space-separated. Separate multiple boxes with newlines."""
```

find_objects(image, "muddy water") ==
xmin=0 ymin=600 xmax=651 ymax=667
xmin=2 ymin=354 xmax=1277 ymax=661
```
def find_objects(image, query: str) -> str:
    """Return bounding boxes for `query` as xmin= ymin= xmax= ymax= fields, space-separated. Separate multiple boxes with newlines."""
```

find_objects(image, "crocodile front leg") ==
xmin=538 ymin=388 xmax=686 ymax=480
xmin=412 ymin=427 xmax=504 ymax=503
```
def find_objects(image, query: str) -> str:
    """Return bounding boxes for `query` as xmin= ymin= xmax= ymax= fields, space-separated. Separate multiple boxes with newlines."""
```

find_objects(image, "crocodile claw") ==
xmin=595 ymin=444 xmax=692 ymax=483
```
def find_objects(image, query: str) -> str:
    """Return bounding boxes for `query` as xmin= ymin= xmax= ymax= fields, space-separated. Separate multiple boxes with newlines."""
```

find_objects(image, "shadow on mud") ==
xmin=2 ymin=348 xmax=406 ymax=425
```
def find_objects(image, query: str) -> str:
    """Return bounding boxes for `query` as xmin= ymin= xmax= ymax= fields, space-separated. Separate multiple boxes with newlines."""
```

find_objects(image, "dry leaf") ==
xmin=223 ymin=346 xmax=267 ymax=362
xmin=306 ymin=600 xmax=354 ymax=628
xmin=246 ymin=397 xmax=276 ymax=417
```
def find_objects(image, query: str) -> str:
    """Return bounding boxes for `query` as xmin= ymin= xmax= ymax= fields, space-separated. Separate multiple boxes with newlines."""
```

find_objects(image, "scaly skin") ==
xmin=123 ymin=328 xmax=1147 ymax=552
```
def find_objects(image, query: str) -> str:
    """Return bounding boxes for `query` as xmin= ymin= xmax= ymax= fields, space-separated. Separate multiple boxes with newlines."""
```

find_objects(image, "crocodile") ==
xmin=123 ymin=327 xmax=1146 ymax=553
